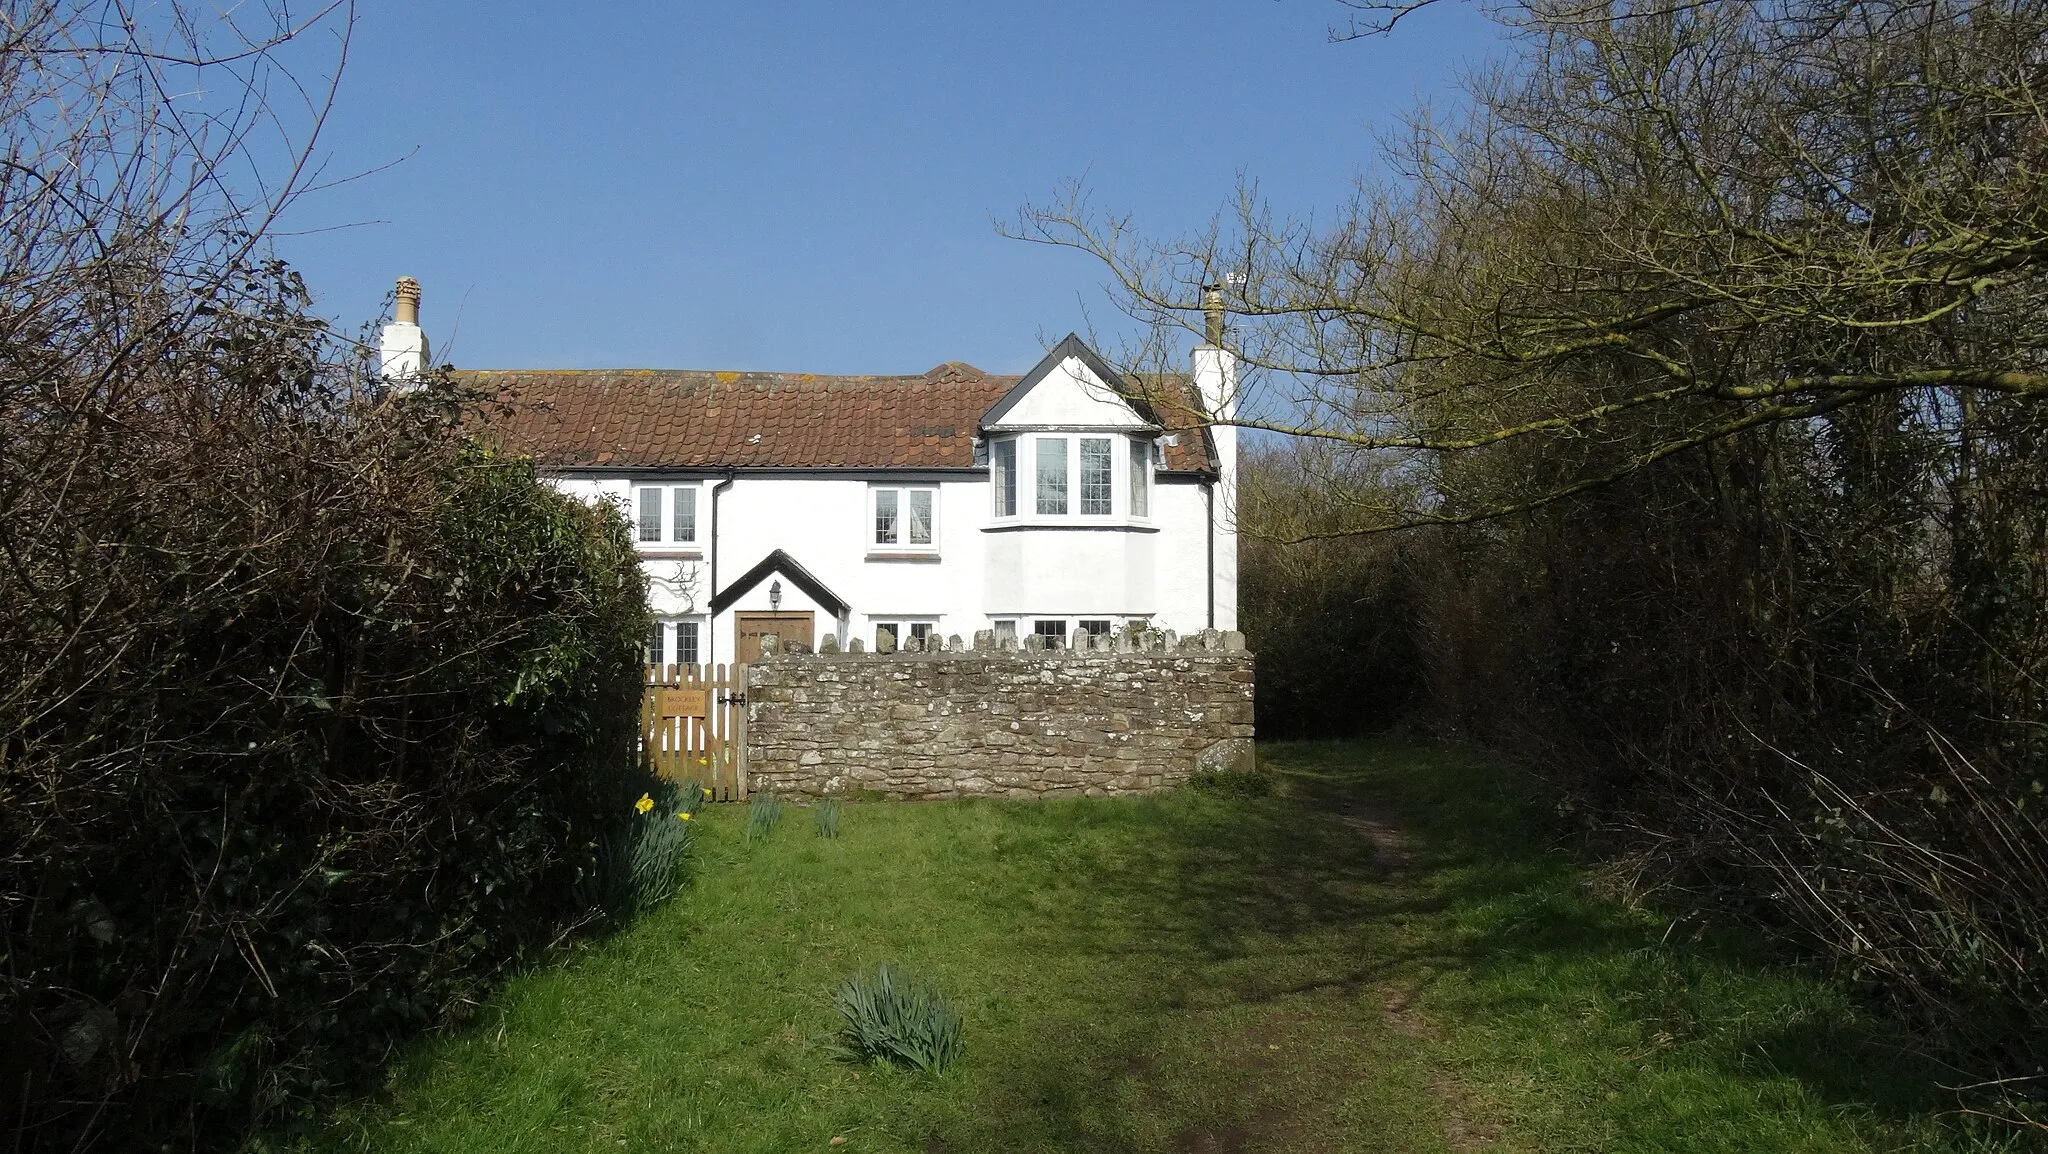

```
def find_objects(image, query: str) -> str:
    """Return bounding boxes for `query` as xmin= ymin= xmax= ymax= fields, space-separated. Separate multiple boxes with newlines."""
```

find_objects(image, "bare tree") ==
xmin=1015 ymin=0 xmax=2048 ymax=533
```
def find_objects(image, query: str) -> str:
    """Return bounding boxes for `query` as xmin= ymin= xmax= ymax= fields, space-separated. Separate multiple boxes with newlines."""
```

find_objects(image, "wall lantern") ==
xmin=769 ymin=579 xmax=783 ymax=611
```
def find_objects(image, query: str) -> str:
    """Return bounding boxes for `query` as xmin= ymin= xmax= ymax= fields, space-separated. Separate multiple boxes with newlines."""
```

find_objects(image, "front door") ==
xmin=734 ymin=611 xmax=815 ymax=662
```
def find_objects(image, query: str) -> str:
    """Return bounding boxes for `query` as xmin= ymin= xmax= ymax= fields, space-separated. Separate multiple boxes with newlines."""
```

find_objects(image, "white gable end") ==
xmin=983 ymin=339 xmax=1155 ymax=431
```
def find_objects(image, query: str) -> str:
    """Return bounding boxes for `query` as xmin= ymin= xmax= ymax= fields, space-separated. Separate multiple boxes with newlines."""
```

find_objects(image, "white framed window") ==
xmin=1129 ymin=438 xmax=1150 ymax=518
xmin=1032 ymin=619 xmax=1068 ymax=644
xmin=1078 ymin=619 xmax=1113 ymax=639
xmin=1079 ymin=437 xmax=1113 ymax=515
xmin=634 ymin=484 xmax=699 ymax=545
xmin=991 ymin=438 xmax=1018 ymax=517
xmin=645 ymin=618 xmax=703 ymax=667
xmin=871 ymin=486 xmax=937 ymax=550
xmin=993 ymin=619 xmax=1017 ymax=644
xmin=872 ymin=618 xmax=938 ymax=650
xmin=992 ymin=433 xmax=1161 ymax=524
xmin=1035 ymin=438 xmax=1068 ymax=515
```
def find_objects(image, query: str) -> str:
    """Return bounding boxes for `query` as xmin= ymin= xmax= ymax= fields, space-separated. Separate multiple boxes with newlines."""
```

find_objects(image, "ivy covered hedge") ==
xmin=0 ymin=269 xmax=656 ymax=1150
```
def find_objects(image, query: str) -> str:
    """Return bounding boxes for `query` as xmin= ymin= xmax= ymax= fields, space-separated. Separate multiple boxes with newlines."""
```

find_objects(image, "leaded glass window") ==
xmin=636 ymin=487 xmax=662 ymax=543
xmin=874 ymin=488 xmax=898 ymax=545
xmin=1036 ymin=437 xmax=1068 ymax=515
xmin=1080 ymin=437 xmax=1113 ymax=515
xmin=907 ymin=490 xmax=933 ymax=545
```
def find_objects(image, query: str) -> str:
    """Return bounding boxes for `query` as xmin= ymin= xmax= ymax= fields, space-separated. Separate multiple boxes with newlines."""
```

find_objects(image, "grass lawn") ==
xmin=303 ymin=741 xmax=2008 ymax=1153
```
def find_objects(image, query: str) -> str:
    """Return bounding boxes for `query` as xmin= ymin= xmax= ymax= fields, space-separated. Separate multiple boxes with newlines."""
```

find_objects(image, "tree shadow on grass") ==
xmin=929 ymin=740 xmax=1976 ymax=1153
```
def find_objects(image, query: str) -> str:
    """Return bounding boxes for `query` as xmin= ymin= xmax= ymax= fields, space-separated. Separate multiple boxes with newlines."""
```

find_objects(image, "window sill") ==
xmin=637 ymin=548 xmax=704 ymax=560
xmin=866 ymin=551 xmax=943 ymax=563
xmin=982 ymin=520 xmax=1159 ymax=533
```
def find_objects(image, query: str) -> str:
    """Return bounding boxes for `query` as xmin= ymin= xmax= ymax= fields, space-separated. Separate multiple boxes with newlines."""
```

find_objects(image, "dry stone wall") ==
xmin=743 ymin=629 xmax=1255 ymax=800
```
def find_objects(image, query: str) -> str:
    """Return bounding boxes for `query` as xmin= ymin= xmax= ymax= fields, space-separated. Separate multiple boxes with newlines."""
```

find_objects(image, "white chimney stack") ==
xmin=379 ymin=276 xmax=431 ymax=382
xmin=1192 ymin=282 xmax=1238 ymax=471
xmin=1191 ymin=283 xmax=1239 ymax=631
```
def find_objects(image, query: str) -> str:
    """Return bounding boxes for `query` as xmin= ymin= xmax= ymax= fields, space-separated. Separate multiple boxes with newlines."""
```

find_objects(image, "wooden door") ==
xmin=734 ymin=611 xmax=814 ymax=662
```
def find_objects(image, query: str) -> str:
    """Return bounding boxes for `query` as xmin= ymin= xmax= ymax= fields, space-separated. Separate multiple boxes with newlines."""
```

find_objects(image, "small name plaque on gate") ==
xmin=659 ymin=688 xmax=709 ymax=717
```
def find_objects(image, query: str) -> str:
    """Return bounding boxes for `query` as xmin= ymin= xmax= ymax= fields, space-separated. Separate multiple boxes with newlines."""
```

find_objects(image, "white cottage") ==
xmin=381 ymin=282 xmax=1238 ymax=665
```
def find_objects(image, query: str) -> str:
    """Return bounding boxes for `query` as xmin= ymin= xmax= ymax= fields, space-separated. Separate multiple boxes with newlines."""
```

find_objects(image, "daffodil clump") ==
xmin=618 ymin=779 xmax=697 ymax=911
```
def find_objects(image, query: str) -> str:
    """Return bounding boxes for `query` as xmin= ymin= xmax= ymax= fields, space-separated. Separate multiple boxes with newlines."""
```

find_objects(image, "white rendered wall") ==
xmin=536 ymin=342 xmax=1240 ymax=654
xmin=986 ymin=356 xmax=1153 ymax=431
xmin=545 ymin=468 xmax=1224 ymax=652
xmin=697 ymin=474 xmax=992 ymax=662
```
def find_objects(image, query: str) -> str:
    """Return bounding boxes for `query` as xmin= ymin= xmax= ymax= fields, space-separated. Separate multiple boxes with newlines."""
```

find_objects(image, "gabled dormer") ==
xmin=979 ymin=334 xmax=1165 ymax=527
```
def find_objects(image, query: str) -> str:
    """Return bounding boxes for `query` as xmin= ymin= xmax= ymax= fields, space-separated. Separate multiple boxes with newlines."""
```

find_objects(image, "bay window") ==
xmin=1129 ymin=438 xmax=1150 ymax=517
xmin=992 ymin=438 xmax=1017 ymax=516
xmin=1079 ymin=437 xmax=1113 ymax=515
xmin=1035 ymin=437 xmax=1068 ymax=515
xmin=991 ymin=433 xmax=1157 ymax=523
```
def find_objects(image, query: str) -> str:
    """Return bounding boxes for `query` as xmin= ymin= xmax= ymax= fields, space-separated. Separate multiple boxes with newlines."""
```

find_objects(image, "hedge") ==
xmin=0 ymin=280 xmax=658 ymax=1150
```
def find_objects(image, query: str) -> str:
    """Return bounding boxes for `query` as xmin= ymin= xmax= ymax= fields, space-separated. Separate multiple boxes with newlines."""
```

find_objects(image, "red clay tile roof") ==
xmin=459 ymin=362 xmax=1217 ymax=473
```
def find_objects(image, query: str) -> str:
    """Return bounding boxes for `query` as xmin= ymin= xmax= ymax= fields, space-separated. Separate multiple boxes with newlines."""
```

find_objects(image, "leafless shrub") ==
xmin=0 ymin=5 xmax=656 ymax=1148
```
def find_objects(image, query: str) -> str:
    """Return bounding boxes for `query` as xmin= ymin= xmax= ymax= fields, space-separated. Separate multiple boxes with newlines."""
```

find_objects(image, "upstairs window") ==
xmin=634 ymin=484 xmax=698 ymax=545
xmin=990 ymin=433 xmax=1156 ymax=525
xmin=875 ymin=489 xmax=897 ymax=543
xmin=1035 ymin=438 xmax=1068 ymax=515
xmin=636 ymin=486 xmax=663 ymax=543
xmin=673 ymin=487 xmax=697 ymax=542
xmin=992 ymin=438 xmax=1017 ymax=517
xmin=872 ymin=486 xmax=936 ymax=550
xmin=1129 ymin=438 xmax=1150 ymax=517
xmin=1079 ymin=437 xmax=1113 ymax=515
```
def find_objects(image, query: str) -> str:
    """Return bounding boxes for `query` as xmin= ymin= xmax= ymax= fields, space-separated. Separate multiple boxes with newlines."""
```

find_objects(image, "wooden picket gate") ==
xmin=641 ymin=664 xmax=747 ymax=801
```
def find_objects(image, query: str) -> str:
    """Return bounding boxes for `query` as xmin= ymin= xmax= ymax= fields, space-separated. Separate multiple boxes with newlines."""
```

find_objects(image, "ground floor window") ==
xmin=1078 ymin=619 xmax=1113 ymax=639
xmin=1032 ymin=619 xmax=1068 ymax=644
xmin=873 ymin=618 xmax=939 ymax=650
xmin=646 ymin=618 xmax=702 ymax=667
xmin=993 ymin=619 xmax=1017 ymax=644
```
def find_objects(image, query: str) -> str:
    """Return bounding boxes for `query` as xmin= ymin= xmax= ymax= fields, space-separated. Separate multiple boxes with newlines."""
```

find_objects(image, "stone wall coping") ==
xmin=753 ymin=648 xmax=1252 ymax=663
xmin=755 ymin=628 xmax=1248 ymax=659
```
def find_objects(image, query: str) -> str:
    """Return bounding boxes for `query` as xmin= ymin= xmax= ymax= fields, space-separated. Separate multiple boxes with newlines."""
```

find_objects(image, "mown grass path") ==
xmin=308 ymin=742 xmax=1991 ymax=1153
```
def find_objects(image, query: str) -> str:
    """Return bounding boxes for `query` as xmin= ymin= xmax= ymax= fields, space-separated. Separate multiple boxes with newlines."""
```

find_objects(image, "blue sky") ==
xmin=272 ymin=1 xmax=1506 ymax=375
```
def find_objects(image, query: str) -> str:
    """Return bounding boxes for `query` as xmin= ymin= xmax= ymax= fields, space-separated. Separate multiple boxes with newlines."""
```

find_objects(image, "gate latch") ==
xmin=718 ymin=691 xmax=748 ymax=706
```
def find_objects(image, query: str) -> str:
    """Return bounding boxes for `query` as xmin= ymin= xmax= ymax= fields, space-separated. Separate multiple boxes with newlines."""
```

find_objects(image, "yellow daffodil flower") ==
xmin=635 ymin=793 xmax=654 ymax=814
xmin=676 ymin=812 xmax=693 ymax=821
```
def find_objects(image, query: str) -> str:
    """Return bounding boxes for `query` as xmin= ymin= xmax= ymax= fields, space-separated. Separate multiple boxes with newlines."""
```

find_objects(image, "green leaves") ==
xmin=833 ymin=964 xmax=963 ymax=1073
xmin=745 ymin=793 xmax=784 ymax=842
